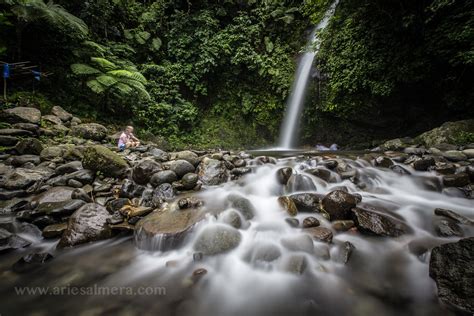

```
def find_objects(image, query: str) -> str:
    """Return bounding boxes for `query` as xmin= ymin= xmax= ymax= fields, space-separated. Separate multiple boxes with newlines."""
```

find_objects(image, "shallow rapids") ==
xmin=1 ymin=154 xmax=473 ymax=316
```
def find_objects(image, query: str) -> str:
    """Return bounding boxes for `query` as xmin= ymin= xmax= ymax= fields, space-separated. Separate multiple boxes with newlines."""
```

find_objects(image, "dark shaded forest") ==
xmin=0 ymin=0 xmax=473 ymax=149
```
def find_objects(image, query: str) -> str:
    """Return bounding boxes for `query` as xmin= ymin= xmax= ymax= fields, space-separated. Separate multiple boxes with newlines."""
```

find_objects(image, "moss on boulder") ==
xmin=82 ymin=145 xmax=128 ymax=178
xmin=417 ymin=120 xmax=474 ymax=147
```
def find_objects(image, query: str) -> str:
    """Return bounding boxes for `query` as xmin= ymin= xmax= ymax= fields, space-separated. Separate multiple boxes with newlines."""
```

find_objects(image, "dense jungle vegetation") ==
xmin=0 ymin=0 xmax=472 ymax=149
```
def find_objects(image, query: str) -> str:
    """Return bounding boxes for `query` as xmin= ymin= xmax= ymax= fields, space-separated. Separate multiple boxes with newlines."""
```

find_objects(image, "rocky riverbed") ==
xmin=0 ymin=106 xmax=474 ymax=315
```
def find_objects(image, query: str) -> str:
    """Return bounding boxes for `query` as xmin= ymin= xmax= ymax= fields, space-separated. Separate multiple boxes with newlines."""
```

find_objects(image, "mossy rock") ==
xmin=417 ymin=120 xmax=474 ymax=147
xmin=82 ymin=145 xmax=128 ymax=178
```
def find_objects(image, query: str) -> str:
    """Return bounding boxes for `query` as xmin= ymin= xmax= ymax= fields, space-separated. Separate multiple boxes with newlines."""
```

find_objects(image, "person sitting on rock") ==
xmin=118 ymin=125 xmax=140 ymax=151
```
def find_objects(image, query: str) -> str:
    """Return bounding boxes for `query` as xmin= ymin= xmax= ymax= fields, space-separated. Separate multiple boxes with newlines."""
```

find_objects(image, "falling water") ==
xmin=279 ymin=0 xmax=339 ymax=149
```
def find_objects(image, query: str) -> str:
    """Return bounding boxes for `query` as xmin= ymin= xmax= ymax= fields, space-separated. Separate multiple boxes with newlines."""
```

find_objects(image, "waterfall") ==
xmin=278 ymin=0 xmax=339 ymax=149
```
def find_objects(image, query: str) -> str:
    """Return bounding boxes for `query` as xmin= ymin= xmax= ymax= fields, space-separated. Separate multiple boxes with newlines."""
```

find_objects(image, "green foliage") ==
xmin=9 ymin=91 xmax=54 ymax=113
xmin=453 ymin=131 xmax=474 ymax=145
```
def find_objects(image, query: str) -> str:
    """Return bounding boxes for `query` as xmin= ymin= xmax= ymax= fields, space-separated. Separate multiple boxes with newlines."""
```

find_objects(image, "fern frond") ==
xmin=91 ymin=57 xmax=117 ymax=71
xmin=70 ymin=63 xmax=101 ymax=75
xmin=96 ymin=74 xmax=118 ymax=87
xmin=108 ymin=70 xmax=147 ymax=83
xmin=86 ymin=79 xmax=106 ymax=94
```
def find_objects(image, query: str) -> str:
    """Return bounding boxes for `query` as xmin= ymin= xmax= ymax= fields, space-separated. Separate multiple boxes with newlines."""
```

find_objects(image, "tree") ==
xmin=6 ymin=0 xmax=88 ymax=58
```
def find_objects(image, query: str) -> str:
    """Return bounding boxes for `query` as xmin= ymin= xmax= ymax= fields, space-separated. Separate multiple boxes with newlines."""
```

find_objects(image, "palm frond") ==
xmin=108 ymin=69 xmax=147 ymax=83
xmin=91 ymin=57 xmax=117 ymax=71
xmin=96 ymin=74 xmax=118 ymax=87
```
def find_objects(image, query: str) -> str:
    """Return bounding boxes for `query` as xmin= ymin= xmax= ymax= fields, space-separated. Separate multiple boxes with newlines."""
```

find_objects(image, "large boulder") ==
xmin=132 ymin=159 xmax=162 ymax=185
xmin=350 ymin=205 xmax=409 ymax=237
xmin=429 ymin=238 xmax=474 ymax=314
xmin=150 ymin=170 xmax=178 ymax=187
xmin=0 ymin=135 xmax=18 ymax=146
xmin=82 ymin=145 xmax=128 ymax=178
xmin=321 ymin=190 xmax=359 ymax=221
xmin=172 ymin=150 xmax=200 ymax=166
xmin=286 ymin=174 xmax=316 ymax=192
xmin=15 ymin=138 xmax=43 ymax=155
xmin=169 ymin=159 xmax=195 ymax=178
xmin=288 ymin=193 xmax=323 ymax=212
xmin=40 ymin=146 xmax=64 ymax=161
xmin=0 ymin=128 xmax=33 ymax=137
xmin=58 ymin=203 xmax=112 ymax=248
xmin=71 ymin=123 xmax=108 ymax=141
xmin=135 ymin=207 xmax=205 ymax=251
xmin=51 ymin=106 xmax=73 ymax=122
xmin=2 ymin=168 xmax=52 ymax=190
xmin=417 ymin=119 xmax=474 ymax=147
xmin=2 ymin=107 xmax=41 ymax=124
xmin=32 ymin=186 xmax=74 ymax=204
xmin=193 ymin=224 xmax=241 ymax=255
xmin=197 ymin=157 xmax=229 ymax=185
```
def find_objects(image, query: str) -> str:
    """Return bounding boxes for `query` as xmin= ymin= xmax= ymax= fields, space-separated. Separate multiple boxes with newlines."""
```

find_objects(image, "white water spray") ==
xmin=279 ymin=0 xmax=339 ymax=149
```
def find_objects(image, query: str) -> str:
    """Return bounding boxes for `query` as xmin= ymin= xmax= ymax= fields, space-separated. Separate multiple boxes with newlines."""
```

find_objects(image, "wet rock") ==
xmin=33 ymin=186 xmax=74 ymax=204
xmin=246 ymin=242 xmax=281 ymax=263
xmin=375 ymin=156 xmax=393 ymax=168
xmin=413 ymin=157 xmax=435 ymax=171
xmin=429 ymin=237 xmax=474 ymax=313
xmin=288 ymin=193 xmax=323 ymax=212
xmin=220 ymin=210 xmax=242 ymax=229
xmin=106 ymin=211 xmax=125 ymax=225
xmin=442 ymin=150 xmax=467 ymax=162
xmin=106 ymin=198 xmax=130 ymax=213
xmin=283 ymin=254 xmax=307 ymax=274
xmin=434 ymin=164 xmax=456 ymax=175
xmin=71 ymin=188 xmax=93 ymax=203
xmin=173 ymin=150 xmax=200 ymax=166
xmin=42 ymin=222 xmax=68 ymax=238
xmin=55 ymin=161 xmax=82 ymax=175
xmin=231 ymin=167 xmax=251 ymax=177
xmin=71 ymin=123 xmax=108 ymax=141
xmin=82 ymin=145 xmax=128 ymax=178
xmin=150 ymin=170 xmax=177 ymax=187
xmin=40 ymin=146 xmax=63 ymax=161
xmin=181 ymin=173 xmax=198 ymax=190
xmin=36 ymin=199 xmax=86 ymax=217
xmin=0 ymin=189 xmax=26 ymax=201
xmin=227 ymin=194 xmax=256 ymax=220
xmin=178 ymin=197 xmax=203 ymax=210
xmin=0 ymin=135 xmax=18 ymax=146
xmin=321 ymin=190 xmax=358 ymax=221
xmin=12 ymin=252 xmax=53 ymax=273
xmin=51 ymin=106 xmax=73 ymax=122
xmin=442 ymin=173 xmax=470 ymax=187
xmin=305 ymin=168 xmax=332 ymax=182
xmin=285 ymin=218 xmax=299 ymax=227
xmin=148 ymin=148 xmax=169 ymax=162
xmin=11 ymin=155 xmax=41 ymax=167
xmin=278 ymin=196 xmax=297 ymax=216
xmin=194 ymin=225 xmax=241 ymax=255
xmin=434 ymin=208 xmax=474 ymax=225
xmin=332 ymin=220 xmax=355 ymax=231
xmin=58 ymin=203 xmax=112 ymax=248
xmin=333 ymin=241 xmax=355 ymax=264
xmin=350 ymin=205 xmax=409 ymax=237
xmin=302 ymin=216 xmax=320 ymax=228
xmin=197 ymin=157 xmax=229 ymax=186
xmin=32 ymin=215 xmax=57 ymax=228
xmin=135 ymin=208 xmax=205 ymax=251
xmin=15 ymin=138 xmax=43 ymax=155
xmin=304 ymin=227 xmax=333 ymax=243
xmin=3 ymin=168 xmax=52 ymax=190
xmin=132 ymin=159 xmax=162 ymax=185
xmin=119 ymin=179 xmax=144 ymax=199
xmin=120 ymin=205 xmax=153 ymax=218
xmin=67 ymin=179 xmax=82 ymax=188
xmin=462 ymin=148 xmax=474 ymax=158
xmin=281 ymin=234 xmax=314 ymax=253
xmin=65 ymin=170 xmax=95 ymax=185
xmin=0 ymin=228 xmax=31 ymax=251
xmin=153 ymin=183 xmax=175 ymax=203
xmin=169 ymin=159 xmax=195 ymax=178
xmin=435 ymin=220 xmax=463 ymax=237
xmin=286 ymin=174 xmax=316 ymax=192
xmin=2 ymin=106 xmax=41 ymax=124
xmin=390 ymin=165 xmax=411 ymax=175
xmin=276 ymin=167 xmax=293 ymax=185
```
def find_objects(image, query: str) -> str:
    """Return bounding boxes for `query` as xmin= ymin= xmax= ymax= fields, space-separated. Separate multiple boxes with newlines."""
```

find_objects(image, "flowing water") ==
xmin=278 ymin=0 xmax=339 ymax=149
xmin=1 ymin=154 xmax=473 ymax=316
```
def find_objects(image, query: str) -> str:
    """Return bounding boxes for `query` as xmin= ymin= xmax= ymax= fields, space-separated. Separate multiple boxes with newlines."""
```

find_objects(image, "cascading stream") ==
xmin=279 ymin=0 xmax=339 ymax=149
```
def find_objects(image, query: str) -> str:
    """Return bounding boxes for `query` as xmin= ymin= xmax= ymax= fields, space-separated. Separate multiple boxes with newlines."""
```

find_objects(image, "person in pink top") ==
xmin=118 ymin=126 xmax=140 ymax=151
